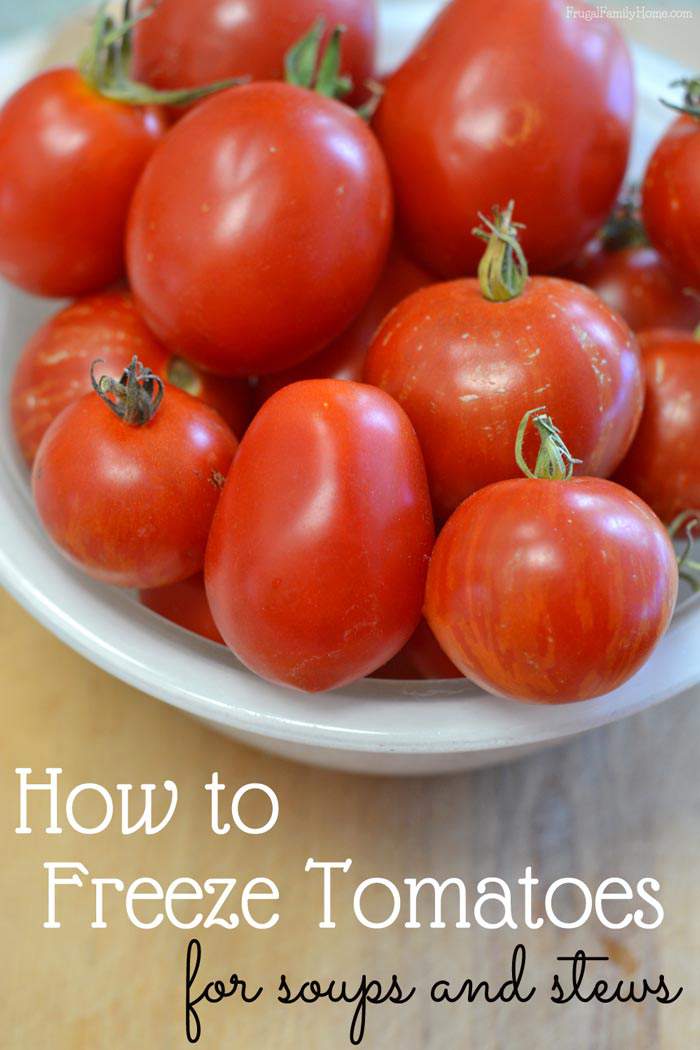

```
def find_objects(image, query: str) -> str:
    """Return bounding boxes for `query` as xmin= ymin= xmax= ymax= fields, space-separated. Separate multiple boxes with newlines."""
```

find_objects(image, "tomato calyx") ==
xmin=669 ymin=510 xmax=700 ymax=592
xmin=599 ymin=185 xmax=648 ymax=251
xmin=90 ymin=355 xmax=164 ymax=426
xmin=284 ymin=19 xmax=383 ymax=120
xmin=660 ymin=76 xmax=700 ymax=120
xmin=515 ymin=408 xmax=582 ymax=481
xmin=472 ymin=200 xmax=529 ymax=302
xmin=79 ymin=1 xmax=248 ymax=107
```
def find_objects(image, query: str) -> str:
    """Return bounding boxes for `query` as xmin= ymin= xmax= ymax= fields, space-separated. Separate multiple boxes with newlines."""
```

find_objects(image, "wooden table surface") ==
xmin=3 ymin=586 xmax=700 ymax=1048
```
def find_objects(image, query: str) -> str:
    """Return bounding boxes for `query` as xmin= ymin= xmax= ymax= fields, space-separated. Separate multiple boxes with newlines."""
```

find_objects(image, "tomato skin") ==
xmin=364 ymin=277 xmax=644 ymax=521
xmin=613 ymin=329 xmax=700 ymax=523
xmin=127 ymin=83 xmax=392 ymax=377
xmin=372 ymin=618 xmax=463 ymax=680
xmin=140 ymin=573 xmax=224 ymax=645
xmin=373 ymin=0 xmax=633 ymax=278
xmin=564 ymin=241 xmax=700 ymax=333
xmin=132 ymin=0 xmax=376 ymax=109
xmin=426 ymin=478 xmax=677 ymax=703
xmin=256 ymin=243 xmax=433 ymax=402
xmin=642 ymin=115 xmax=700 ymax=289
xmin=10 ymin=291 xmax=252 ymax=466
xmin=205 ymin=379 xmax=434 ymax=692
xmin=0 ymin=69 xmax=165 ymax=298
xmin=33 ymin=387 xmax=237 ymax=588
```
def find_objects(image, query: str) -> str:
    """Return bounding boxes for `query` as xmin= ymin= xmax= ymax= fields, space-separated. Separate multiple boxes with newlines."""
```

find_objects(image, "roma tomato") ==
xmin=643 ymin=92 xmax=700 ymax=289
xmin=128 ymin=81 xmax=392 ymax=376
xmin=614 ymin=329 xmax=700 ymax=523
xmin=11 ymin=291 xmax=251 ymax=465
xmin=257 ymin=243 xmax=433 ymax=402
xmin=372 ymin=619 xmax=463 ymax=680
xmin=33 ymin=359 xmax=237 ymax=588
xmin=425 ymin=411 xmax=678 ymax=703
xmin=374 ymin=0 xmax=633 ymax=278
xmin=132 ymin=0 xmax=377 ymax=108
xmin=140 ymin=574 xmax=224 ymax=645
xmin=205 ymin=380 xmax=434 ymax=692
xmin=364 ymin=204 xmax=643 ymax=520
xmin=564 ymin=240 xmax=700 ymax=333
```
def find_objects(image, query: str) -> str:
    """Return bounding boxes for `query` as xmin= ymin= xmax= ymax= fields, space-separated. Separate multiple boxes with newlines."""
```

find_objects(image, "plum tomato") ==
xmin=10 ymin=290 xmax=251 ymax=466
xmin=256 ymin=242 xmax=433 ymax=402
xmin=205 ymin=379 xmax=434 ymax=692
xmin=132 ymin=0 xmax=377 ymax=109
xmin=642 ymin=81 xmax=700 ymax=290
xmin=128 ymin=74 xmax=392 ymax=377
xmin=364 ymin=203 xmax=644 ymax=521
xmin=33 ymin=358 xmax=237 ymax=588
xmin=373 ymin=0 xmax=633 ymax=278
xmin=564 ymin=240 xmax=700 ymax=333
xmin=425 ymin=410 xmax=678 ymax=703
xmin=372 ymin=619 xmax=463 ymax=680
xmin=613 ymin=328 xmax=700 ymax=523
xmin=140 ymin=573 xmax=224 ymax=645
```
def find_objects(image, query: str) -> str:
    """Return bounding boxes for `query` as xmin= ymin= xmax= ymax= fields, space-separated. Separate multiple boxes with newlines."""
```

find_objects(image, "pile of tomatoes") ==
xmin=1 ymin=0 xmax=698 ymax=703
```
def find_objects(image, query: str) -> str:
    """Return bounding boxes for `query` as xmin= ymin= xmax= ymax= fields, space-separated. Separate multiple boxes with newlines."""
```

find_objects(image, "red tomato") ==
xmin=0 ymin=69 xmax=165 ymax=297
xmin=205 ymin=380 xmax=434 ymax=692
xmin=364 ymin=275 xmax=643 ymax=521
xmin=33 ymin=360 xmax=237 ymax=588
xmin=374 ymin=0 xmax=633 ymax=278
xmin=372 ymin=619 xmax=463 ymax=680
xmin=132 ymin=0 xmax=377 ymax=108
xmin=614 ymin=329 xmax=700 ymax=523
xmin=10 ymin=291 xmax=252 ymax=466
xmin=257 ymin=243 xmax=433 ymax=402
xmin=564 ymin=240 xmax=700 ymax=333
xmin=140 ymin=574 xmax=224 ymax=645
xmin=127 ymin=82 xmax=392 ymax=376
xmin=643 ymin=113 xmax=700 ymax=290
xmin=425 ymin=414 xmax=678 ymax=703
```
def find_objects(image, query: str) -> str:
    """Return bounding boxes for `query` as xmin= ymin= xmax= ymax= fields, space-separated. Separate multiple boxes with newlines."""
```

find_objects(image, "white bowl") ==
xmin=1 ymin=2 xmax=699 ymax=775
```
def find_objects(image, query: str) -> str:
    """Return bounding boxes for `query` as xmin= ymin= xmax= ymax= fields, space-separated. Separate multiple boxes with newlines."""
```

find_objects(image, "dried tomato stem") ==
xmin=515 ymin=408 xmax=582 ymax=481
xmin=669 ymin=510 xmax=700 ymax=592
xmin=473 ymin=200 xmax=529 ymax=302
xmin=91 ymin=355 xmax=164 ymax=426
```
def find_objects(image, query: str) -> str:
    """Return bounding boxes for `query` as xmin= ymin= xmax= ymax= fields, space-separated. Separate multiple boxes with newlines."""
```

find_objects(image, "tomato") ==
xmin=33 ymin=359 xmax=237 ymax=588
xmin=205 ymin=380 xmax=434 ymax=692
xmin=257 ymin=243 xmax=433 ymax=402
xmin=128 ymin=81 xmax=392 ymax=377
xmin=425 ymin=411 xmax=678 ymax=703
xmin=140 ymin=574 xmax=224 ymax=645
xmin=364 ymin=204 xmax=644 ymax=521
xmin=11 ymin=290 xmax=251 ymax=466
xmin=0 ymin=69 xmax=165 ymax=297
xmin=614 ymin=329 xmax=700 ymax=523
xmin=374 ymin=0 xmax=633 ymax=278
xmin=564 ymin=240 xmax=700 ymax=333
xmin=132 ymin=0 xmax=377 ymax=108
xmin=643 ymin=110 xmax=700 ymax=290
xmin=372 ymin=619 xmax=463 ymax=680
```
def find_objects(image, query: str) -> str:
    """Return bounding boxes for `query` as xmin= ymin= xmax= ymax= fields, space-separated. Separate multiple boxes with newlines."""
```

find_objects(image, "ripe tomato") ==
xmin=11 ymin=291 xmax=251 ymax=466
xmin=0 ymin=69 xmax=165 ymax=297
xmin=140 ymin=574 xmax=224 ymax=645
xmin=372 ymin=619 xmax=463 ymax=680
xmin=643 ymin=109 xmax=700 ymax=289
xmin=614 ymin=329 xmax=700 ymax=523
xmin=564 ymin=240 xmax=700 ymax=333
xmin=132 ymin=0 xmax=377 ymax=108
xmin=373 ymin=0 xmax=633 ymax=279
xmin=425 ymin=411 xmax=678 ymax=703
xmin=364 ymin=205 xmax=643 ymax=521
xmin=257 ymin=243 xmax=433 ymax=402
xmin=127 ymin=82 xmax=392 ymax=376
xmin=33 ymin=359 xmax=237 ymax=588
xmin=205 ymin=380 xmax=434 ymax=692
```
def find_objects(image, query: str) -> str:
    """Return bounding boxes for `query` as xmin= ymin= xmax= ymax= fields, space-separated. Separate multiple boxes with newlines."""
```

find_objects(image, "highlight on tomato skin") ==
xmin=613 ymin=328 xmax=700 ymax=524
xmin=205 ymin=379 xmax=435 ymax=693
xmin=140 ymin=574 xmax=225 ymax=645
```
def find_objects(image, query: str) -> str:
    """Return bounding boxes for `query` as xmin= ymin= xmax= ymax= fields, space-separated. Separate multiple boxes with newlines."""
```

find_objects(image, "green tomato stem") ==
xmin=660 ymin=76 xmax=700 ymax=120
xmin=472 ymin=200 xmax=529 ymax=302
xmin=515 ymin=408 xmax=582 ymax=481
